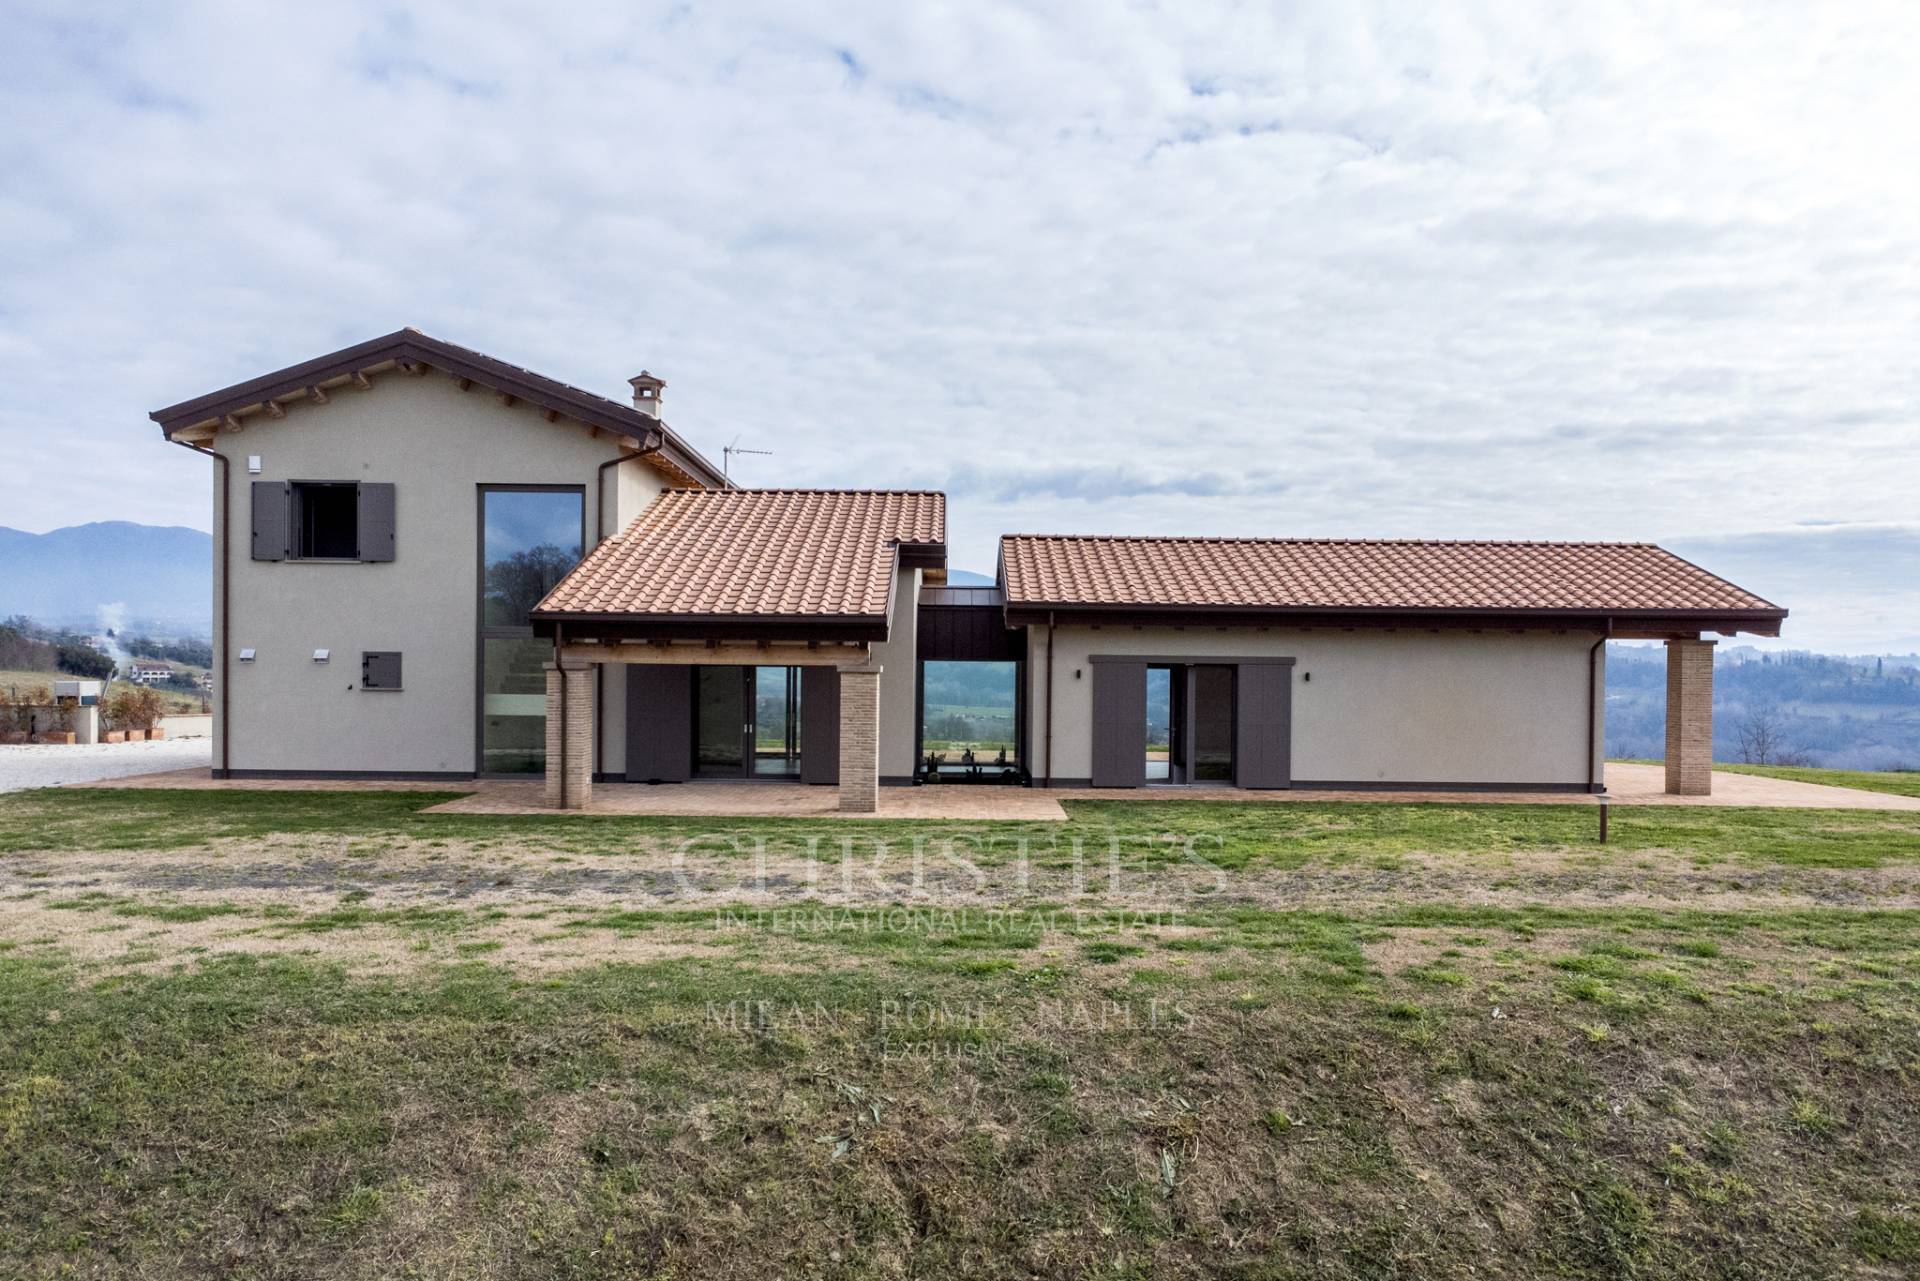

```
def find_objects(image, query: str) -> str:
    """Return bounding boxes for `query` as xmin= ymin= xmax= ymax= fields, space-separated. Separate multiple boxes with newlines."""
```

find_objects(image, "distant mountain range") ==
xmin=0 ymin=522 xmax=211 ymax=635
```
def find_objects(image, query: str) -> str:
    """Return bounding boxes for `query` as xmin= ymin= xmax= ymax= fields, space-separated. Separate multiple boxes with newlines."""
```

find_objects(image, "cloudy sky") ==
xmin=4 ymin=2 xmax=1918 ymax=650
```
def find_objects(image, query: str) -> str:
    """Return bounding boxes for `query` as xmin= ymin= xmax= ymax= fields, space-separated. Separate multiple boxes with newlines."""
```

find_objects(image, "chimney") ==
xmin=628 ymin=370 xmax=665 ymax=418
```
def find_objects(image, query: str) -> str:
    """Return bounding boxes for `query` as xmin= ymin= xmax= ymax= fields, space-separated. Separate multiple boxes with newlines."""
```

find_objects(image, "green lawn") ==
xmin=5 ymin=787 xmax=1920 ymax=1277
xmin=5 ymin=786 xmax=1920 ymax=869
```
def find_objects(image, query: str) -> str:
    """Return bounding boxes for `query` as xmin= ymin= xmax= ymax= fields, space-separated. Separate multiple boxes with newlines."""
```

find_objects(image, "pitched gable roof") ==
xmin=149 ymin=328 xmax=726 ymax=487
xmin=534 ymin=489 xmax=946 ymax=639
xmin=999 ymin=535 xmax=1785 ymax=634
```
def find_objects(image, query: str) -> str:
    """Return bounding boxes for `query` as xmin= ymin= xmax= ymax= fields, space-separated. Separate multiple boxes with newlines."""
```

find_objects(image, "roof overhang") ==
xmin=897 ymin=541 xmax=948 ymax=572
xmin=531 ymin=611 xmax=891 ymax=644
xmin=149 ymin=328 xmax=728 ymax=488
xmin=1002 ymin=601 xmax=1787 ymax=638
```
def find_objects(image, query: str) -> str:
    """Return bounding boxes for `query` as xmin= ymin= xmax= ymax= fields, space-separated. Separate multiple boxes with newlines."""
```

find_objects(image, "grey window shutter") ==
xmin=251 ymin=481 xmax=289 ymax=561
xmin=625 ymin=665 xmax=692 ymax=782
xmin=357 ymin=482 xmax=396 ymax=561
xmin=1234 ymin=663 xmax=1293 ymax=789
xmin=800 ymin=666 xmax=840 ymax=785
xmin=1090 ymin=659 xmax=1147 ymax=787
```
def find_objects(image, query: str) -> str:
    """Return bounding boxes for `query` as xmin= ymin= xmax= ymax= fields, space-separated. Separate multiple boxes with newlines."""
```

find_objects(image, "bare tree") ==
xmin=1734 ymin=704 xmax=1811 ymax=766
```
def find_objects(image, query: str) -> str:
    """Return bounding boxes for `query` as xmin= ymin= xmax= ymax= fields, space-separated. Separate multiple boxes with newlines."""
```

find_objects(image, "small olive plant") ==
xmin=103 ymin=686 xmax=164 ymax=733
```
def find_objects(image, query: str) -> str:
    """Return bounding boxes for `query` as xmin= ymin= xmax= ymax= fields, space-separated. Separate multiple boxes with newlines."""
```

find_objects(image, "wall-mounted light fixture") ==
xmin=247 ymin=455 xmax=262 ymax=474
xmin=313 ymin=649 xmax=330 ymax=663
xmin=238 ymin=648 xmax=256 ymax=662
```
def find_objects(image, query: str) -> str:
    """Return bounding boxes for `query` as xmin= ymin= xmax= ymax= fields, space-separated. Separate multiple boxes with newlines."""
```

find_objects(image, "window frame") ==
xmin=473 ymin=484 xmax=587 ymax=777
xmin=289 ymin=479 xmax=361 ymax=561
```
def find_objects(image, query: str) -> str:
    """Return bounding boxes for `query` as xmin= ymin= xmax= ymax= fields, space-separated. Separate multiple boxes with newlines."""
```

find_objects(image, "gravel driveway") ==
xmin=0 ymin=739 xmax=212 ymax=793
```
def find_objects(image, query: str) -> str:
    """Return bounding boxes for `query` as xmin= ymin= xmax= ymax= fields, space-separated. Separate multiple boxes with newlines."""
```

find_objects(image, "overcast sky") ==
xmin=4 ymin=3 xmax=1918 ymax=651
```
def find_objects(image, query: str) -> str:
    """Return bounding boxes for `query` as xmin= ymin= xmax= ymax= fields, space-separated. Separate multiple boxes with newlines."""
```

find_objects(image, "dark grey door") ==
xmin=626 ymin=665 xmax=692 ymax=782
xmin=800 ymin=666 xmax=840 ymax=785
xmin=1234 ymin=662 xmax=1293 ymax=789
xmin=1090 ymin=659 xmax=1148 ymax=788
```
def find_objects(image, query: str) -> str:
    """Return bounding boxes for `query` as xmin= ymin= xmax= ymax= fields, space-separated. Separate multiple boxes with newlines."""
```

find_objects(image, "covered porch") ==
xmin=542 ymin=641 xmax=888 ymax=812
xmin=528 ymin=487 xmax=949 ymax=813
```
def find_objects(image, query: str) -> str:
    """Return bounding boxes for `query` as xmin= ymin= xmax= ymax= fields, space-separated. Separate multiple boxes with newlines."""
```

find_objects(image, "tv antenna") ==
xmin=722 ymin=437 xmax=772 ymax=481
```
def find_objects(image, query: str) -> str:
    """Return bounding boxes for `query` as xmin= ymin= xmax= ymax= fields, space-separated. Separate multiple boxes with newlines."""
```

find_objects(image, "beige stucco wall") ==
xmin=1025 ymin=625 xmax=1605 ymax=788
xmin=207 ymin=373 xmax=673 ymax=773
xmin=869 ymin=566 xmax=921 ymax=779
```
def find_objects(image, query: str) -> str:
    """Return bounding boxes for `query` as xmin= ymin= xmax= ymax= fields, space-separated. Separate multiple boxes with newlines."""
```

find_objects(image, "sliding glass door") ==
xmin=753 ymin=666 xmax=801 ymax=775
xmin=695 ymin=668 xmax=747 ymax=775
xmin=694 ymin=666 xmax=802 ymax=779
xmin=1144 ymin=663 xmax=1234 ymax=785
xmin=1146 ymin=665 xmax=1180 ymax=782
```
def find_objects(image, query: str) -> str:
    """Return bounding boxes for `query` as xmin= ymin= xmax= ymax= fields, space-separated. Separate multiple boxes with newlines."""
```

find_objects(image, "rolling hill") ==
xmin=0 ymin=522 xmax=211 ymax=634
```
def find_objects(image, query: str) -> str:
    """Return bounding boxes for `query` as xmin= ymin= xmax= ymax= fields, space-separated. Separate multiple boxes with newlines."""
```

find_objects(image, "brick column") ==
xmin=837 ymin=664 xmax=882 ymax=814
xmin=1664 ymin=638 xmax=1715 ymax=796
xmin=543 ymin=659 xmax=594 ymax=809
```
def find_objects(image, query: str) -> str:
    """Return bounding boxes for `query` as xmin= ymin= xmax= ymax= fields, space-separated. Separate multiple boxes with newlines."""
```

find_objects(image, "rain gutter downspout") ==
xmin=590 ymin=429 xmax=665 ymax=782
xmin=172 ymin=439 xmax=229 ymax=777
xmin=1587 ymin=621 xmax=1612 ymax=793
xmin=555 ymin=621 xmax=570 ymax=807
xmin=1043 ymin=610 xmax=1055 ymax=790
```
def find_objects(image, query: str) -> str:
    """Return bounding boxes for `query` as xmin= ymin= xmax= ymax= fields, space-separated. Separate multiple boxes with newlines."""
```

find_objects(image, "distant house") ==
xmin=127 ymin=660 xmax=174 ymax=685
xmin=197 ymin=671 xmax=214 ymax=692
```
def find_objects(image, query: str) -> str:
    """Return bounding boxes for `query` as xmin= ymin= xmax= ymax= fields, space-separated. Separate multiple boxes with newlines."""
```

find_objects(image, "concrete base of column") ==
xmin=1664 ymin=637 xmax=1715 ymax=796
xmin=543 ymin=659 xmax=594 ymax=809
xmin=837 ymin=665 xmax=882 ymax=813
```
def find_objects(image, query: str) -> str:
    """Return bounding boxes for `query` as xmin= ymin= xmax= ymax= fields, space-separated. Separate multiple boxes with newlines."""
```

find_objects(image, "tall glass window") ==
xmin=921 ymin=660 xmax=1019 ymax=776
xmin=479 ymin=487 xmax=583 ymax=774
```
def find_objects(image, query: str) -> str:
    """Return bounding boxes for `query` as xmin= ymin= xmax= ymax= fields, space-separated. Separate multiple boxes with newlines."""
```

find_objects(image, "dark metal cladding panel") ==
xmin=356 ymin=482 xmax=397 ymax=562
xmin=1090 ymin=659 xmax=1147 ymax=788
xmin=801 ymin=666 xmax=840 ymax=785
xmin=251 ymin=480 xmax=289 ymax=561
xmin=625 ymin=665 xmax=692 ymax=782
xmin=1234 ymin=662 xmax=1293 ymax=789
xmin=917 ymin=602 xmax=1024 ymax=662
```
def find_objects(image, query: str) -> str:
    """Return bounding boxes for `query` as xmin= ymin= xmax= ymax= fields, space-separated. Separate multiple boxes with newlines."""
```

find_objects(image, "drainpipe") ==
xmin=1043 ymin=611 xmax=1055 ymax=789
xmin=172 ymin=439 xmax=229 ymax=777
xmin=596 ymin=427 xmax=665 ymax=542
xmin=1586 ymin=621 xmax=1612 ymax=792
xmin=590 ymin=429 xmax=664 ymax=780
xmin=555 ymin=621 xmax=569 ymax=808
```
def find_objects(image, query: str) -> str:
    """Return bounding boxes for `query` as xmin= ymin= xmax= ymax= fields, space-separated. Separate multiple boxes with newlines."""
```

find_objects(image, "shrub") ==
xmin=103 ymin=685 xmax=164 ymax=732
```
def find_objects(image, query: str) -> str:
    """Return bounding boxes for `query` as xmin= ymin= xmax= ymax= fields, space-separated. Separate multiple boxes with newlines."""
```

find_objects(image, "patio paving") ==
xmin=420 ymin=781 xmax=1072 ymax=820
xmin=63 ymin=763 xmax=1920 ymax=814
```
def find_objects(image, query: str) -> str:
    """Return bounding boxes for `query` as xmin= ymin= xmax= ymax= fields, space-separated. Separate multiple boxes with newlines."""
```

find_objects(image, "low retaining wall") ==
xmin=3 ymin=705 xmax=98 ymax=744
xmin=0 ymin=706 xmax=205 ymax=745
xmin=157 ymin=713 xmax=213 ymax=740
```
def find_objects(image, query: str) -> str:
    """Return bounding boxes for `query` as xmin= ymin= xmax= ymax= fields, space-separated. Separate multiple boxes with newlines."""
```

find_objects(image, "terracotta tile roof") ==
xmin=998 ymin=536 xmax=1784 ymax=617
xmin=537 ymin=489 xmax=946 ymax=621
xmin=149 ymin=328 xmax=727 ymax=487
